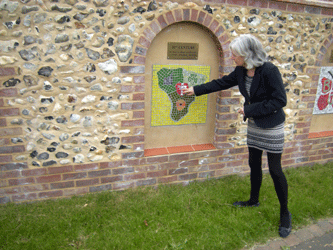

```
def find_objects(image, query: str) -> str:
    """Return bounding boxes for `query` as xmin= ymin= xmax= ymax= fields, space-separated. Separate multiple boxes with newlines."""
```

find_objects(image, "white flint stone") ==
xmin=53 ymin=103 xmax=62 ymax=112
xmin=98 ymin=59 xmax=117 ymax=75
xmin=0 ymin=56 xmax=17 ymax=65
xmin=82 ymin=95 xmax=96 ymax=103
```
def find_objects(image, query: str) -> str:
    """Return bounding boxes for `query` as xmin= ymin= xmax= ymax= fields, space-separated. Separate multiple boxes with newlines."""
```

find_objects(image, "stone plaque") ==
xmin=167 ymin=42 xmax=199 ymax=60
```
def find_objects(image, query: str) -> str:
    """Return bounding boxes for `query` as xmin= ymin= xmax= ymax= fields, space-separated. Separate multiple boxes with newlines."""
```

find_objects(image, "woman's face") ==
xmin=231 ymin=50 xmax=245 ymax=67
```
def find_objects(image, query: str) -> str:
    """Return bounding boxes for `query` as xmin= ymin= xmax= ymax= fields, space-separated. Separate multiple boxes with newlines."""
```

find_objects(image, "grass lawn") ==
xmin=1 ymin=162 xmax=333 ymax=250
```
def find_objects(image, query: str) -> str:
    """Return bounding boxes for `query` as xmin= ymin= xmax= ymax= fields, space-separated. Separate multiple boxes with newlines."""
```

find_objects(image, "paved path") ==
xmin=243 ymin=218 xmax=333 ymax=250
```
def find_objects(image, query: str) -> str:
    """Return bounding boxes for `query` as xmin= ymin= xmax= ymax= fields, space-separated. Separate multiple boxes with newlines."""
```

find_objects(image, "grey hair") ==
xmin=229 ymin=34 xmax=267 ymax=69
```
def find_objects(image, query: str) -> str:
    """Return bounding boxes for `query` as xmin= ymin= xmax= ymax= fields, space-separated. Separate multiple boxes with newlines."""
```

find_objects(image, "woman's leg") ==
xmin=267 ymin=152 xmax=290 ymax=228
xmin=248 ymin=147 xmax=263 ymax=204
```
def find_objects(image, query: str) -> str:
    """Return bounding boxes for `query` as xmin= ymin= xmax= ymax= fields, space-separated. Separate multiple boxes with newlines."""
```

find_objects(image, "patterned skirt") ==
xmin=247 ymin=118 xmax=285 ymax=154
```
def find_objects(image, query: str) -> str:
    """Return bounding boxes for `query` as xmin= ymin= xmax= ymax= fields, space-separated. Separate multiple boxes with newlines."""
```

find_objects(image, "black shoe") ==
xmin=279 ymin=212 xmax=292 ymax=238
xmin=233 ymin=200 xmax=260 ymax=207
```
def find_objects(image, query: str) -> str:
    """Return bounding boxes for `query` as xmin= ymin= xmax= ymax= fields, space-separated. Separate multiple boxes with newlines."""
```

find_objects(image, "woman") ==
xmin=183 ymin=34 xmax=291 ymax=238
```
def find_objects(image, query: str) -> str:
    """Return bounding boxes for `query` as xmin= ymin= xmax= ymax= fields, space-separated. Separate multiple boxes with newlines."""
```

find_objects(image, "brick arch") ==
xmin=135 ymin=8 xmax=232 ymax=75
xmin=133 ymin=8 xmax=238 ymax=150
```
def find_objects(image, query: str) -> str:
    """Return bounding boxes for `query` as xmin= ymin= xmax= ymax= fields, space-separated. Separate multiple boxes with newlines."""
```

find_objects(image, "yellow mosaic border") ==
xmin=151 ymin=65 xmax=210 ymax=126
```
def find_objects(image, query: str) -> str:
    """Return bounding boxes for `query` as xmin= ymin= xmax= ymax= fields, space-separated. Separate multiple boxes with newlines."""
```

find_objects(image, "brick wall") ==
xmin=1 ymin=0 xmax=333 ymax=203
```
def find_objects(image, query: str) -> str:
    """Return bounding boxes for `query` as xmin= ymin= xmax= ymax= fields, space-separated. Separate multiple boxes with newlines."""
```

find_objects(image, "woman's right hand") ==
xmin=183 ymin=86 xmax=194 ymax=96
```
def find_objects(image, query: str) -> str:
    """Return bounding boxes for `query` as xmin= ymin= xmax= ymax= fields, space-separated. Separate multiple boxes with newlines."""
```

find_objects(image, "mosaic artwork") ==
xmin=151 ymin=65 xmax=210 ymax=126
xmin=313 ymin=67 xmax=333 ymax=115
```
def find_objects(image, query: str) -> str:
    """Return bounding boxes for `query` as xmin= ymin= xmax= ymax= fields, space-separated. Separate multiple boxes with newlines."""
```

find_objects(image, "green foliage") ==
xmin=1 ymin=163 xmax=332 ymax=250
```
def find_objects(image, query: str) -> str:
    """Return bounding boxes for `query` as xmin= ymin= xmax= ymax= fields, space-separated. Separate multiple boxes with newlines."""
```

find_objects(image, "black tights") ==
xmin=248 ymin=147 xmax=289 ymax=225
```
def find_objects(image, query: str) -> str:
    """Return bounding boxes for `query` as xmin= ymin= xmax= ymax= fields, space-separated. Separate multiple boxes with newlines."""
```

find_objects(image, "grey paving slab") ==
xmin=290 ymin=231 xmax=333 ymax=250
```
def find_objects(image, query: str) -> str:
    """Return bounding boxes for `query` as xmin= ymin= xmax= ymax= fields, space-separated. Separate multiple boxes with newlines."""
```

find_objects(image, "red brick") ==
xmin=0 ymin=118 xmax=6 ymax=126
xmin=150 ymin=21 xmax=161 ymax=34
xmin=133 ymin=93 xmax=145 ymax=101
xmin=101 ymin=175 xmax=123 ymax=184
xmin=121 ymin=119 xmax=144 ymax=127
xmin=169 ymin=168 xmax=188 ymax=175
xmin=215 ymin=26 xmax=225 ymax=38
xmin=0 ymin=145 xmax=25 ymax=154
xmin=138 ymin=36 xmax=151 ymax=48
xmin=113 ymin=181 xmax=135 ymax=190
xmin=100 ymin=160 xmax=122 ymax=169
xmin=39 ymin=190 xmax=63 ymax=199
xmin=22 ymin=184 xmax=49 ymax=192
xmin=22 ymin=168 xmax=47 ymax=177
xmin=74 ymin=163 xmax=98 ymax=172
xmin=301 ymin=96 xmax=316 ymax=102
xmin=0 ymin=155 xmax=12 ymax=162
xmin=159 ymin=162 xmax=178 ymax=170
xmin=209 ymin=163 xmax=226 ymax=170
xmin=248 ymin=0 xmax=268 ymax=8
xmin=133 ymin=76 xmax=145 ymax=84
xmin=227 ymin=0 xmax=247 ymax=6
xmin=134 ymin=86 xmax=144 ymax=94
xmin=1 ymin=186 xmax=21 ymax=195
xmin=76 ymin=178 xmax=99 ymax=187
xmin=121 ymin=102 xmax=145 ymax=110
xmin=269 ymin=0 xmax=287 ymax=10
xmin=135 ymin=46 xmax=147 ymax=56
xmin=305 ymin=6 xmax=321 ymax=14
xmin=203 ymin=14 xmax=213 ymax=27
xmin=322 ymin=8 xmax=333 ymax=16
xmin=0 ymin=67 xmax=16 ymax=76
xmin=165 ymin=11 xmax=175 ymax=24
xmin=65 ymin=187 xmax=89 ymax=196
xmin=183 ymin=9 xmax=190 ymax=21
xmin=113 ymin=167 xmax=134 ymax=175
xmin=133 ymin=56 xmax=145 ymax=65
xmin=0 ymin=127 xmax=22 ymax=137
xmin=36 ymin=174 xmax=61 ymax=184
xmin=0 ymin=138 xmax=9 ymax=146
xmin=12 ymin=193 xmax=37 ymax=202
xmin=9 ymin=177 xmax=35 ymax=186
xmin=157 ymin=15 xmax=167 ymax=29
xmin=133 ymin=111 xmax=144 ymax=118
xmin=197 ymin=11 xmax=206 ymax=24
xmin=169 ymin=153 xmax=190 ymax=162
xmin=147 ymin=170 xmax=167 ymax=178
xmin=0 ymin=108 xmax=20 ymax=117
xmin=143 ymin=28 xmax=155 ymax=41
xmin=209 ymin=20 xmax=219 ymax=32
xmin=0 ymin=162 xmax=27 ymax=171
xmin=0 ymin=169 xmax=19 ymax=179
xmin=190 ymin=9 xmax=198 ymax=22
xmin=63 ymin=172 xmax=87 ymax=180
xmin=0 ymin=88 xmax=18 ymax=97
xmin=179 ymin=173 xmax=197 ymax=181
xmin=120 ymin=66 xmax=145 ymax=74
xmin=121 ymin=135 xmax=144 ymax=144
xmin=122 ymin=151 xmax=144 ymax=159
xmin=158 ymin=176 xmax=177 ymax=183
xmin=174 ymin=9 xmax=182 ymax=22
xmin=88 ymin=169 xmax=111 ymax=178
xmin=179 ymin=159 xmax=199 ymax=168
xmin=147 ymin=155 xmax=169 ymax=164
xmin=124 ymin=173 xmax=145 ymax=181
xmin=136 ymin=178 xmax=156 ymax=186
xmin=120 ymin=85 xmax=134 ymax=93
xmin=48 ymin=165 xmax=73 ymax=174
xmin=50 ymin=181 xmax=75 ymax=189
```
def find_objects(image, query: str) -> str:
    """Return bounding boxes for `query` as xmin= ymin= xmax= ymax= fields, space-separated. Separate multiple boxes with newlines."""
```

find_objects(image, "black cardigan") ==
xmin=193 ymin=62 xmax=287 ymax=128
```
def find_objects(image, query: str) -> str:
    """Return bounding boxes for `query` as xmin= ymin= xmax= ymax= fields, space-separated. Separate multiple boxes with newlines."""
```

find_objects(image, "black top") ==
xmin=193 ymin=62 xmax=287 ymax=129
